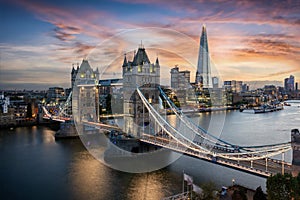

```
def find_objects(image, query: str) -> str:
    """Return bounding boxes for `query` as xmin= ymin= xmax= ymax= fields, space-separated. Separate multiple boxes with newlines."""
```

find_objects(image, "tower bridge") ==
xmin=69 ymin=81 xmax=293 ymax=177
xmin=41 ymin=40 xmax=297 ymax=178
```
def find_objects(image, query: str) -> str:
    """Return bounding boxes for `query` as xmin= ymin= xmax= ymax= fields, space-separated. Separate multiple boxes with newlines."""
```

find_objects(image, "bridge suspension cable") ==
xmin=58 ymin=91 xmax=73 ymax=118
xmin=158 ymin=87 xmax=291 ymax=152
xmin=137 ymin=87 xmax=211 ymax=154
xmin=138 ymin=87 xmax=291 ymax=161
xmin=158 ymin=86 xmax=233 ymax=148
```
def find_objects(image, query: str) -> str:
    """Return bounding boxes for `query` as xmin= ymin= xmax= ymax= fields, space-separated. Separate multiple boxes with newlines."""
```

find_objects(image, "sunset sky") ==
xmin=0 ymin=0 xmax=299 ymax=90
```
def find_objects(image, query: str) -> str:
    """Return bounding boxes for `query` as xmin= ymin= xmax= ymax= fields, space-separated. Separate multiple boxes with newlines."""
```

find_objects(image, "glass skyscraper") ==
xmin=195 ymin=25 xmax=212 ymax=88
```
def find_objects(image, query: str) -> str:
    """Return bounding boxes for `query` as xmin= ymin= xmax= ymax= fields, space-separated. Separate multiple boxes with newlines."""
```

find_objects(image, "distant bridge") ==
xmin=42 ymin=91 xmax=72 ymax=123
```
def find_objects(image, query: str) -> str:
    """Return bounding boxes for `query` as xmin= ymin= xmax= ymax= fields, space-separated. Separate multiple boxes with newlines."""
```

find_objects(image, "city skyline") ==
xmin=0 ymin=0 xmax=299 ymax=90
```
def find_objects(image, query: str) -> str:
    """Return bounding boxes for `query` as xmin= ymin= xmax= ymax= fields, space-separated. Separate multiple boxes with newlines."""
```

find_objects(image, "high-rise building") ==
xmin=284 ymin=78 xmax=289 ymax=91
xmin=170 ymin=66 xmax=191 ymax=104
xmin=195 ymin=25 xmax=212 ymax=88
xmin=46 ymin=87 xmax=65 ymax=103
xmin=289 ymin=75 xmax=295 ymax=91
xmin=242 ymin=84 xmax=249 ymax=92
xmin=212 ymin=76 xmax=219 ymax=88
xmin=122 ymin=45 xmax=160 ymax=136
xmin=224 ymin=81 xmax=232 ymax=91
xmin=170 ymin=66 xmax=190 ymax=89
xmin=284 ymin=75 xmax=295 ymax=91
xmin=0 ymin=93 xmax=10 ymax=114
xmin=223 ymin=80 xmax=243 ymax=93
xmin=236 ymin=81 xmax=243 ymax=93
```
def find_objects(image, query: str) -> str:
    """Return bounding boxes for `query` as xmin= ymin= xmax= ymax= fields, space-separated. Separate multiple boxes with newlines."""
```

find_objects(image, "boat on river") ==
xmin=240 ymin=103 xmax=283 ymax=114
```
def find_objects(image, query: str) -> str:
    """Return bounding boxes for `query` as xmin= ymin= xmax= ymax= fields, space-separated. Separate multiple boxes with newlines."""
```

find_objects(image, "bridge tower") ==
xmin=122 ymin=45 xmax=160 ymax=137
xmin=292 ymin=129 xmax=300 ymax=176
xmin=72 ymin=59 xmax=99 ymax=129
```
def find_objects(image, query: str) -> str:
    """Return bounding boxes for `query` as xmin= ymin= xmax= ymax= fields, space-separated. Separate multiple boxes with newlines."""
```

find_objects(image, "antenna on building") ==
xmin=140 ymin=40 xmax=144 ymax=48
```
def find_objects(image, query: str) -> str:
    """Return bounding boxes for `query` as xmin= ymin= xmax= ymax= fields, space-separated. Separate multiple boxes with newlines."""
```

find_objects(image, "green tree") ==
xmin=232 ymin=188 xmax=247 ymax=200
xmin=267 ymin=173 xmax=297 ymax=200
xmin=253 ymin=186 xmax=266 ymax=200
xmin=296 ymin=173 xmax=300 ymax=198
xmin=200 ymin=182 xmax=218 ymax=200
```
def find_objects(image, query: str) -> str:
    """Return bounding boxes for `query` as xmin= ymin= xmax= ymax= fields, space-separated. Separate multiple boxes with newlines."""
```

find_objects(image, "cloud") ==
xmin=266 ymin=69 xmax=299 ymax=78
xmin=1 ymin=0 xmax=299 ymax=89
xmin=117 ymin=0 xmax=300 ymax=28
xmin=74 ymin=42 xmax=95 ymax=56
xmin=231 ymin=36 xmax=300 ymax=59
xmin=54 ymin=28 xmax=76 ymax=41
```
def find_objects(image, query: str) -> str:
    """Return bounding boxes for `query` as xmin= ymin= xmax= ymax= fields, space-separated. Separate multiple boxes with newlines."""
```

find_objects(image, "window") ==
xmin=138 ymin=65 xmax=142 ymax=73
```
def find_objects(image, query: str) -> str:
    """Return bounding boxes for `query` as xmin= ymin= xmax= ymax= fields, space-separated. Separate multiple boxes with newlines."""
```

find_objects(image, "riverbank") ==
xmin=0 ymin=120 xmax=60 ymax=130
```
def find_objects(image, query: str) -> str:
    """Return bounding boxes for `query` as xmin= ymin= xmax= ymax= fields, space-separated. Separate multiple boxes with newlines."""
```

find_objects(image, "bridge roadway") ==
xmin=82 ymin=121 xmax=122 ymax=131
xmin=81 ymin=121 xmax=292 ymax=177
xmin=140 ymin=134 xmax=292 ymax=177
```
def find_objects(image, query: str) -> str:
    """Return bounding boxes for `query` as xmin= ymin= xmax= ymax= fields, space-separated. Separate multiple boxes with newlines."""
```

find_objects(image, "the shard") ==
xmin=195 ymin=25 xmax=212 ymax=88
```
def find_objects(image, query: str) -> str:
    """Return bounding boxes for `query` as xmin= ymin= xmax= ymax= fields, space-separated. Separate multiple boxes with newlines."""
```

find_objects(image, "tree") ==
xmin=200 ymin=182 xmax=218 ymax=200
xmin=295 ymin=173 xmax=300 ymax=200
xmin=267 ymin=173 xmax=297 ymax=200
xmin=253 ymin=186 xmax=266 ymax=200
xmin=232 ymin=188 xmax=247 ymax=200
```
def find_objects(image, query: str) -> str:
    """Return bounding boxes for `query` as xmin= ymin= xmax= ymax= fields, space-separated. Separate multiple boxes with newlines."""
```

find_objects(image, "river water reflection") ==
xmin=0 ymin=101 xmax=299 ymax=199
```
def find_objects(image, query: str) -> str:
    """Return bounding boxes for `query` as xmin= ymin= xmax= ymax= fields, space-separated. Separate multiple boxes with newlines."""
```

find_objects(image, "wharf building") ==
xmin=0 ymin=93 xmax=15 ymax=127
xmin=122 ymin=45 xmax=160 ymax=137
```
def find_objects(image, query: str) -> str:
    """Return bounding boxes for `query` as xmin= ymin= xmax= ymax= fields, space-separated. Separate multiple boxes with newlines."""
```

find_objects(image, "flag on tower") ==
xmin=183 ymin=173 xmax=193 ymax=185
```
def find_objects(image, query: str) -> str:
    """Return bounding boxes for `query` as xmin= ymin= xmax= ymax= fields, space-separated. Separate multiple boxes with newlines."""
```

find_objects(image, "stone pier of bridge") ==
xmin=292 ymin=128 xmax=300 ymax=176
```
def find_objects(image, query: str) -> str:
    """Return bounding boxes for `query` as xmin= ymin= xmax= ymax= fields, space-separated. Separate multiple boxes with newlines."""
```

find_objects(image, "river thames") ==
xmin=1 ymin=101 xmax=299 ymax=200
